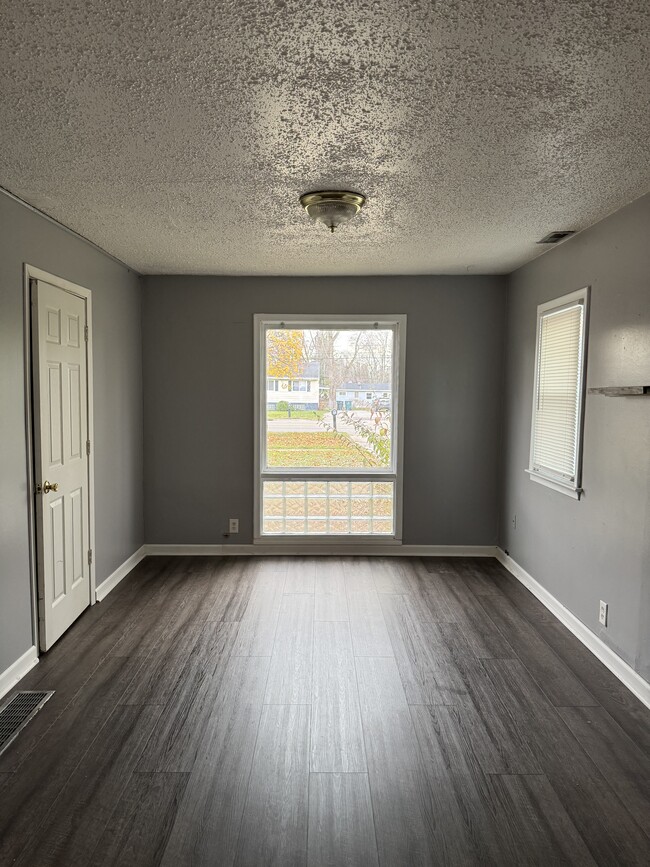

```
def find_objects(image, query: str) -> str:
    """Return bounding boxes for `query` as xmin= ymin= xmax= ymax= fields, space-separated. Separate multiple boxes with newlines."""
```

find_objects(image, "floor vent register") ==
xmin=0 ymin=690 xmax=54 ymax=757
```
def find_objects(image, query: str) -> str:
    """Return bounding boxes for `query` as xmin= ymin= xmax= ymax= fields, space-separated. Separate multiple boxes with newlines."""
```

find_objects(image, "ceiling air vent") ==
xmin=537 ymin=231 xmax=575 ymax=244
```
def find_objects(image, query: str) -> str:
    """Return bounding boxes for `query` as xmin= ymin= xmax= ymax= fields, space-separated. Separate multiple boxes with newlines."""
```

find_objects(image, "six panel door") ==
xmin=33 ymin=279 xmax=91 ymax=650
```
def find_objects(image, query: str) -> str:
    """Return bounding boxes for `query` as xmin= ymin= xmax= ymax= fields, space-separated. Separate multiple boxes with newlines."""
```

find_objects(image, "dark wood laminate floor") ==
xmin=1 ymin=556 xmax=649 ymax=866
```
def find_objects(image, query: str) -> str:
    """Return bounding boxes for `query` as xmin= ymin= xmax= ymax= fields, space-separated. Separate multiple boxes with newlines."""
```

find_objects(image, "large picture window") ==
xmin=527 ymin=287 xmax=589 ymax=499
xmin=254 ymin=316 xmax=406 ymax=540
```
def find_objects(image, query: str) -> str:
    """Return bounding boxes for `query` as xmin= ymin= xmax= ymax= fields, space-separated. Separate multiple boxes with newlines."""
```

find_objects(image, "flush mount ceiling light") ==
xmin=299 ymin=190 xmax=366 ymax=233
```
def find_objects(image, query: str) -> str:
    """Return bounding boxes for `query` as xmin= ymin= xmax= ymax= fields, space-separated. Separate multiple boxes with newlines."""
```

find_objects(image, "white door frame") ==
xmin=23 ymin=264 xmax=97 ymax=652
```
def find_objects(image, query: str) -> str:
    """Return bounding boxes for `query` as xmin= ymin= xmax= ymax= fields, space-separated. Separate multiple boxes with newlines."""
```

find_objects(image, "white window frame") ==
xmin=254 ymin=314 xmax=407 ymax=544
xmin=526 ymin=287 xmax=590 ymax=499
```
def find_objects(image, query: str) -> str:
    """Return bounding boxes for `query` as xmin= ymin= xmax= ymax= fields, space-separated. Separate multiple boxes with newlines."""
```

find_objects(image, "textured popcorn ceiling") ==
xmin=1 ymin=0 xmax=649 ymax=275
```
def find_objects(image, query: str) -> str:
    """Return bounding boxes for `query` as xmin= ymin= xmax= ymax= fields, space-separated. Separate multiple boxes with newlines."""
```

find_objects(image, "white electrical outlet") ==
xmin=599 ymin=600 xmax=608 ymax=627
xmin=228 ymin=518 xmax=239 ymax=534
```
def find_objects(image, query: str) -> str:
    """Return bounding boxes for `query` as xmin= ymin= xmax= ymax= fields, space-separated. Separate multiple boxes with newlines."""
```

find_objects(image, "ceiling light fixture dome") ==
xmin=299 ymin=190 xmax=366 ymax=233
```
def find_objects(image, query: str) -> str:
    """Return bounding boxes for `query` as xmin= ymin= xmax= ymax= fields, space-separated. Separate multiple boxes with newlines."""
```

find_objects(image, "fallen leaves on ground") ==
xmin=266 ymin=432 xmax=380 ymax=467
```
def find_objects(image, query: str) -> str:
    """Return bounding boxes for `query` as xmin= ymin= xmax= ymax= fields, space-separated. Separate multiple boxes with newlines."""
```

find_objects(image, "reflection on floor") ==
xmin=1 ymin=556 xmax=648 ymax=865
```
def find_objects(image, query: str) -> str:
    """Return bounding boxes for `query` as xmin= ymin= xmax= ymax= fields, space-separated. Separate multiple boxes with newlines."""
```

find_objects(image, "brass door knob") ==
xmin=42 ymin=481 xmax=59 ymax=494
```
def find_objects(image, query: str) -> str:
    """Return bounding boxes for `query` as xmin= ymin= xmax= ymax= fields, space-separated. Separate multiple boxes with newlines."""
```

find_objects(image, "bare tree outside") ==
xmin=302 ymin=329 xmax=392 ymax=410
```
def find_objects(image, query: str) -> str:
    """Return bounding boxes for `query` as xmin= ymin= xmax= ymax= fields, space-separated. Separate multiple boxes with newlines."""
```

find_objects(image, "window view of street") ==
xmin=265 ymin=328 xmax=393 ymax=470
xmin=262 ymin=326 xmax=396 ymax=535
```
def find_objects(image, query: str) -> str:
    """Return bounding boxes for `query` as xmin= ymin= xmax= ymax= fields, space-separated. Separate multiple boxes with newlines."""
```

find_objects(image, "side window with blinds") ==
xmin=527 ymin=287 xmax=589 ymax=499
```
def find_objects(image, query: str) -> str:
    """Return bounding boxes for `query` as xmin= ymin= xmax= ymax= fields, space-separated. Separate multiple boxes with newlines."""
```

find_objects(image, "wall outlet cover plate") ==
xmin=599 ymin=600 xmax=608 ymax=626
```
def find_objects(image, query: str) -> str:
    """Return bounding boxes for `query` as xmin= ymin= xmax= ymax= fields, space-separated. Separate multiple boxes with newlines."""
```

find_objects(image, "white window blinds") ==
xmin=531 ymin=300 xmax=585 ymax=484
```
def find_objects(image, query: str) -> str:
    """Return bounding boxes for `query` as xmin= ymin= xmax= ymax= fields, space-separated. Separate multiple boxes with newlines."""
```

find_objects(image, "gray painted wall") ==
xmin=142 ymin=275 xmax=506 ymax=546
xmin=500 ymin=193 xmax=650 ymax=681
xmin=6 ymin=185 xmax=645 ymax=693
xmin=0 ymin=193 xmax=144 ymax=676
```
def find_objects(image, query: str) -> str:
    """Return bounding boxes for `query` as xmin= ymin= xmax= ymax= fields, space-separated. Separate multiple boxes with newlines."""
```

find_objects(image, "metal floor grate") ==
xmin=0 ymin=690 xmax=54 ymax=757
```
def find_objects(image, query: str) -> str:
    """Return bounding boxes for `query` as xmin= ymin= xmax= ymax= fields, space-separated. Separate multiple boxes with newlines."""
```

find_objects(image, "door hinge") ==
xmin=86 ymin=440 xmax=91 ymax=456
xmin=84 ymin=325 xmax=89 ymax=342
xmin=88 ymin=549 xmax=93 ymax=566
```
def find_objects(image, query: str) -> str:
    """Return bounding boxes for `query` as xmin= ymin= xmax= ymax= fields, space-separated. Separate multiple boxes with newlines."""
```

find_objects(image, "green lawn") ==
xmin=267 ymin=431 xmax=378 ymax=468
xmin=267 ymin=410 xmax=326 ymax=420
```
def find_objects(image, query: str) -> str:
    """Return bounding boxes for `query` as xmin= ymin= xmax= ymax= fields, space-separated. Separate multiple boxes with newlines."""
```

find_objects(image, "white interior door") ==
xmin=32 ymin=278 xmax=91 ymax=650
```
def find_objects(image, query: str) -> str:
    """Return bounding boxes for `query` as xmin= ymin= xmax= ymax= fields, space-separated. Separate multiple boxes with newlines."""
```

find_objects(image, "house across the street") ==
xmin=336 ymin=383 xmax=391 ymax=410
xmin=267 ymin=361 xmax=320 ymax=410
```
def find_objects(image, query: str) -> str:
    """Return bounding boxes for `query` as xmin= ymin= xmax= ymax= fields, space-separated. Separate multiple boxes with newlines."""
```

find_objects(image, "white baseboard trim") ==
xmin=0 ymin=645 xmax=39 ymax=701
xmin=496 ymin=548 xmax=650 ymax=710
xmin=95 ymin=545 xmax=147 ymax=602
xmin=144 ymin=543 xmax=498 ymax=557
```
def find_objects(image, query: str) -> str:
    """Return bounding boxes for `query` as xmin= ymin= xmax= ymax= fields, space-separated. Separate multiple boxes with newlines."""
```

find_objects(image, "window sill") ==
xmin=526 ymin=469 xmax=582 ymax=500
xmin=254 ymin=535 xmax=402 ymax=545
xmin=261 ymin=468 xmax=396 ymax=477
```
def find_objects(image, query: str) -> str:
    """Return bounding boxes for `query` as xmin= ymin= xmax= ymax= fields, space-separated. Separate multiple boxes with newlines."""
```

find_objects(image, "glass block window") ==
xmin=262 ymin=480 xmax=394 ymax=535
